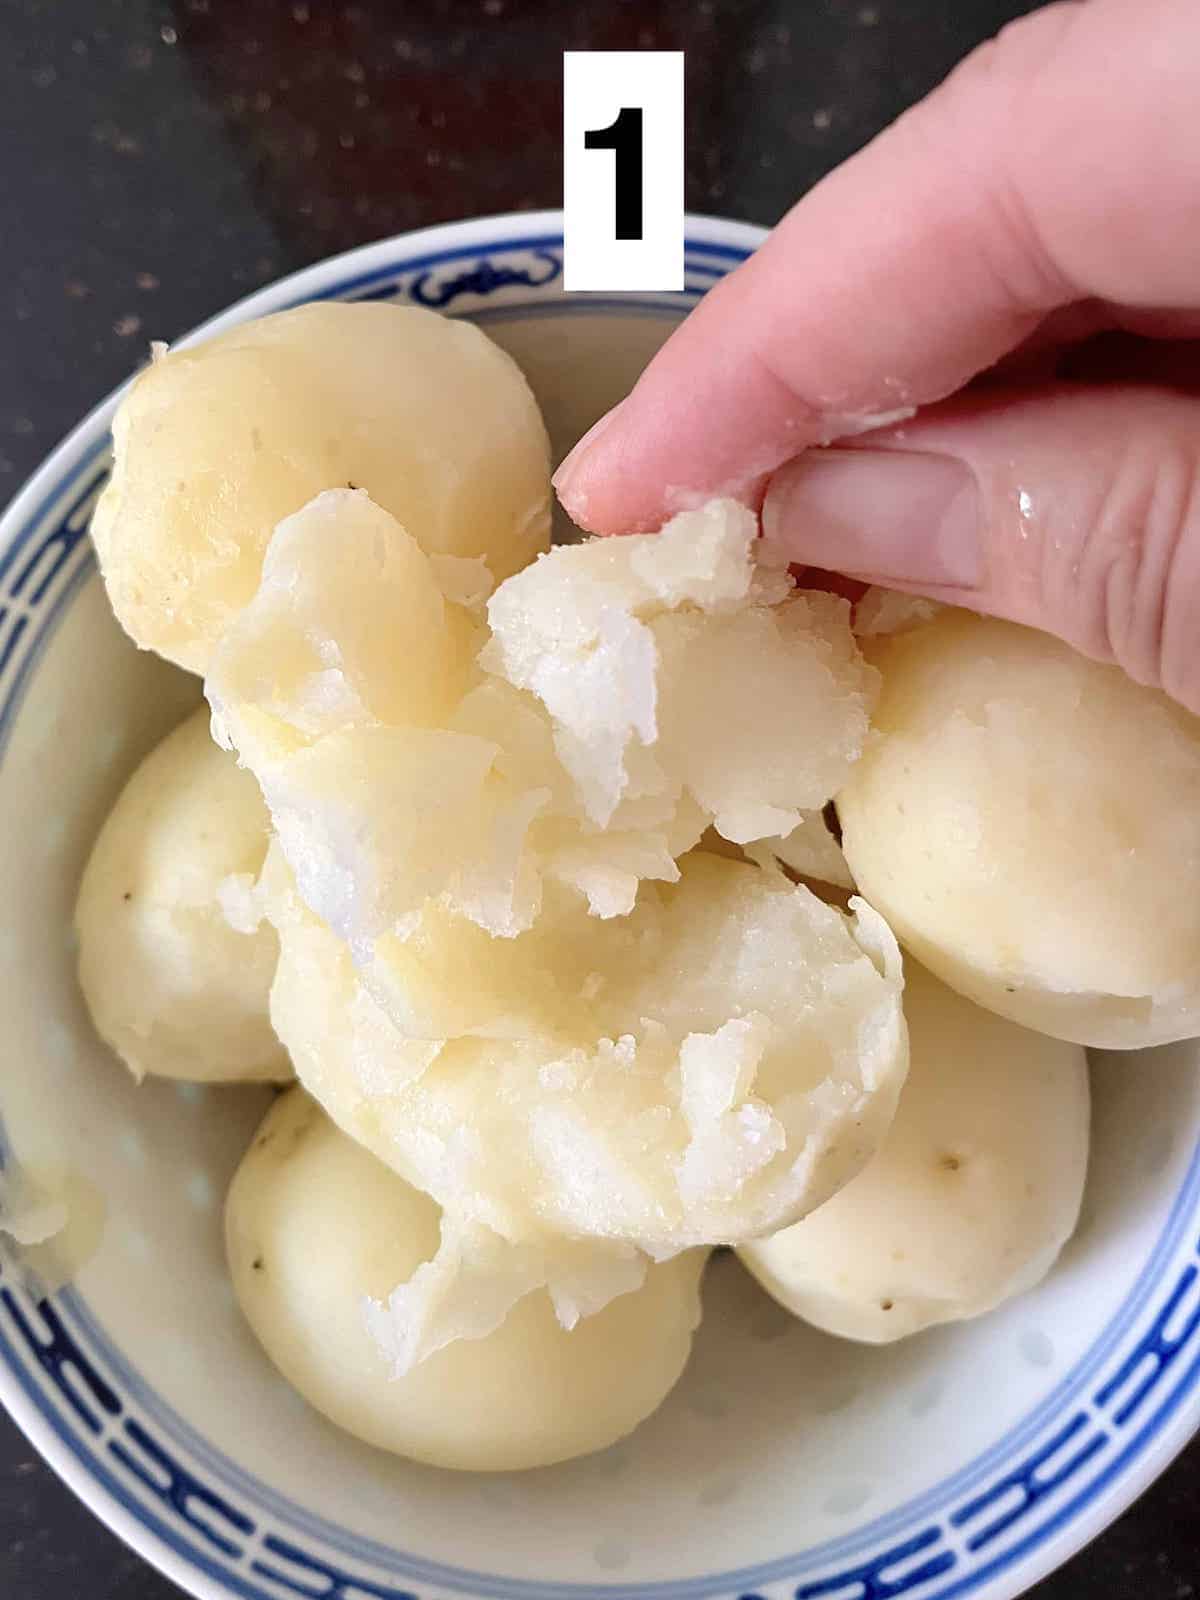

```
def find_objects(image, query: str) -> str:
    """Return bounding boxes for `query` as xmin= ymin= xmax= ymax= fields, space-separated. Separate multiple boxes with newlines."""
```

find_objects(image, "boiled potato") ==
xmin=838 ymin=610 xmax=1200 ymax=1047
xmin=266 ymin=849 xmax=908 ymax=1269
xmin=226 ymin=1088 xmax=706 ymax=1471
xmin=738 ymin=962 xmax=1089 ymax=1342
xmin=76 ymin=706 xmax=288 ymax=1083
xmin=92 ymin=302 xmax=551 ymax=673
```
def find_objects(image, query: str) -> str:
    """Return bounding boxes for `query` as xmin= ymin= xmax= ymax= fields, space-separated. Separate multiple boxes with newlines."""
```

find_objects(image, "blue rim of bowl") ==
xmin=0 ymin=210 xmax=1196 ymax=1600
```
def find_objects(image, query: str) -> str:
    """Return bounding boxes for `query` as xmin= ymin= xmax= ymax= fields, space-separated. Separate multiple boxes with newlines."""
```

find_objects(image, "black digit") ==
xmin=584 ymin=107 xmax=644 ymax=241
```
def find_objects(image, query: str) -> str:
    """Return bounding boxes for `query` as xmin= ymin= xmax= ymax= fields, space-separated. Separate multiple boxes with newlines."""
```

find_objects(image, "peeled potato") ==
xmin=91 ymin=302 xmax=551 ymax=673
xmin=739 ymin=962 xmax=1089 ymax=1342
xmin=76 ymin=706 xmax=288 ymax=1083
xmin=226 ymin=1088 xmax=705 ymax=1471
xmin=838 ymin=610 xmax=1200 ymax=1047
xmin=265 ymin=849 xmax=907 ymax=1272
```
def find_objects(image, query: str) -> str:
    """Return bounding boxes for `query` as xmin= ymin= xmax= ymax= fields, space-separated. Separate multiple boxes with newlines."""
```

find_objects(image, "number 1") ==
xmin=584 ymin=107 xmax=644 ymax=241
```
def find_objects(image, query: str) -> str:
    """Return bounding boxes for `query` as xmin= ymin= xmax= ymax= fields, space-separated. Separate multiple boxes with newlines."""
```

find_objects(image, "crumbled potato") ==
xmin=484 ymin=500 xmax=872 ymax=841
xmin=75 ymin=706 xmax=289 ymax=1083
xmin=838 ymin=610 xmax=1200 ymax=1047
xmin=91 ymin=302 xmax=551 ymax=673
xmin=852 ymin=586 xmax=943 ymax=638
xmin=751 ymin=809 xmax=855 ymax=892
xmin=739 ymin=962 xmax=1089 ymax=1341
xmin=227 ymin=1088 xmax=705 ymax=1468
xmin=208 ymin=491 xmax=879 ymax=959
xmin=265 ymin=848 xmax=907 ymax=1294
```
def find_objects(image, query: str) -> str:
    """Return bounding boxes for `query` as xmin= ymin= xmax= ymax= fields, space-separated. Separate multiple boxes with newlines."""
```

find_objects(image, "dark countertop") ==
xmin=0 ymin=2 xmax=1196 ymax=1597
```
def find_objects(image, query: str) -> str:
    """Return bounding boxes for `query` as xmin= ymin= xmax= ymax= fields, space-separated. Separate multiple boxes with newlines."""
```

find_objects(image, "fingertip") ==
xmin=552 ymin=420 xmax=658 ymax=536
xmin=551 ymin=401 xmax=625 ymax=508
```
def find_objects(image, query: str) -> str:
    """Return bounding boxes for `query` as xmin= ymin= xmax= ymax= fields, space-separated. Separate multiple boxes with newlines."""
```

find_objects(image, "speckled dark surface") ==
xmin=0 ymin=2 xmax=1197 ymax=1597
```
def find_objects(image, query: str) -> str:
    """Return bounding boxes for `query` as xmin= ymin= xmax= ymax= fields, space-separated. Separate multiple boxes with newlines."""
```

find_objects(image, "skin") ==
xmin=553 ymin=0 xmax=1200 ymax=713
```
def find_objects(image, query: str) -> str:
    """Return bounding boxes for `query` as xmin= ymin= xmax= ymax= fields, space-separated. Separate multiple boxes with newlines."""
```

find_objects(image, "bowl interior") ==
xmin=1 ymin=224 xmax=1199 ymax=1600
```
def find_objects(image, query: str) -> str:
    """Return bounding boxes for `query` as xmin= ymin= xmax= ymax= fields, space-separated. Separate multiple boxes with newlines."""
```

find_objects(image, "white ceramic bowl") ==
xmin=1 ymin=210 xmax=1198 ymax=1600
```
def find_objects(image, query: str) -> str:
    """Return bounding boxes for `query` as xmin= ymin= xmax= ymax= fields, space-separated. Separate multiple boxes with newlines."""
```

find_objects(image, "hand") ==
xmin=553 ymin=0 xmax=1200 ymax=713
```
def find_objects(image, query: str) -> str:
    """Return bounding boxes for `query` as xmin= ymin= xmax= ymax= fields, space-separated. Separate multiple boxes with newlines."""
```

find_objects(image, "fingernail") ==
xmin=762 ymin=448 xmax=982 ymax=588
xmin=552 ymin=400 xmax=627 ymax=501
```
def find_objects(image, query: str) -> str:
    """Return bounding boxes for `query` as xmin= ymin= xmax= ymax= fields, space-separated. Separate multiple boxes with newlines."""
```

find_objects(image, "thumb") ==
xmin=761 ymin=384 xmax=1200 ymax=712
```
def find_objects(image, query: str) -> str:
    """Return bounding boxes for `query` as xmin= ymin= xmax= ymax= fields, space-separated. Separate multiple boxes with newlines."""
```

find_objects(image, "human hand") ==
xmin=553 ymin=0 xmax=1200 ymax=712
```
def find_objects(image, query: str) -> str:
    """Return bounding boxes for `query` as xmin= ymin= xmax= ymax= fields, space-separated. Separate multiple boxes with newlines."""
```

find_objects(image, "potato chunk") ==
xmin=75 ymin=706 xmax=288 ymax=1083
xmin=91 ymin=302 xmax=551 ymax=672
xmin=482 ymin=499 xmax=871 ymax=841
xmin=226 ymin=1088 xmax=705 ymax=1470
xmin=208 ymin=492 xmax=879 ymax=960
xmin=838 ymin=610 xmax=1200 ymax=1047
xmin=265 ymin=850 xmax=907 ymax=1279
xmin=739 ymin=962 xmax=1089 ymax=1341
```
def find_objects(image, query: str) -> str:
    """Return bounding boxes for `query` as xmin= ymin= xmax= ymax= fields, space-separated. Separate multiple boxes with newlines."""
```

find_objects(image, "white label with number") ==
xmin=563 ymin=51 xmax=684 ymax=292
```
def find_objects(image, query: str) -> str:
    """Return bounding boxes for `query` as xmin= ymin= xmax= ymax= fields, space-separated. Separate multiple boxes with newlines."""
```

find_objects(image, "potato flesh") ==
xmin=838 ymin=610 xmax=1200 ymax=1047
xmin=226 ymin=1089 xmax=705 ymax=1470
xmin=739 ymin=962 xmax=1089 ymax=1341
xmin=851 ymin=586 xmax=944 ymax=638
xmin=75 ymin=706 xmax=288 ymax=1083
xmin=91 ymin=302 xmax=551 ymax=673
xmin=482 ymin=500 xmax=869 ymax=840
xmin=753 ymin=810 xmax=855 ymax=892
xmin=208 ymin=491 xmax=879 ymax=965
xmin=266 ymin=849 xmax=907 ymax=1330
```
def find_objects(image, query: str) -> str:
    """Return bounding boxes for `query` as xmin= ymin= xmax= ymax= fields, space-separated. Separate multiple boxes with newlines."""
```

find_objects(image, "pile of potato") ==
xmin=75 ymin=302 xmax=1200 ymax=1471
